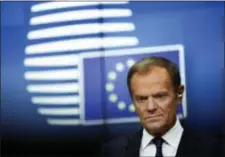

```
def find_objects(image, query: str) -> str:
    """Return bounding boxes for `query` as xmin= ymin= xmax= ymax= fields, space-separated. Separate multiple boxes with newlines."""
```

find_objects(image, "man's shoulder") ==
xmin=99 ymin=129 xmax=142 ymax=157
xmin=104 ymin=135 xmax=129 ymax=148
xmin=180 ymin=124 xmax=224 ymax=157
xmin=99 ymin=134 xmax=132 ymax=157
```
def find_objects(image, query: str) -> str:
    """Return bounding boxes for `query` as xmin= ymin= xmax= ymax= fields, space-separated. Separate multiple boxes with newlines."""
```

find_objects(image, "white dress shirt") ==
xmin=140 ymin=118 xmax=184 ymax=157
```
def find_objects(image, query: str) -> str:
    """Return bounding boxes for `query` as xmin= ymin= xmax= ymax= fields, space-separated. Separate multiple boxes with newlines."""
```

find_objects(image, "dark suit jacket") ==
xmin=99 ymin=122 xmax=223 ymax=157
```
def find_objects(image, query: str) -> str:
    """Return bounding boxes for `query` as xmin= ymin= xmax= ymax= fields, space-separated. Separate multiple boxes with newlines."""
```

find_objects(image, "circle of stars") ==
xmin=105 ymin=58 xmax=136 ymax=112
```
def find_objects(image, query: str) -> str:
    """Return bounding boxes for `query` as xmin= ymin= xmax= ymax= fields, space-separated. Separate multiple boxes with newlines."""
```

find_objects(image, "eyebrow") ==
xmin=152 ymin=92 xmax=169 ymax=97
xmin=134 ymin=91 xmax=169 ymax=97
xmin=133 ymin=95 xmax=149 ymax=98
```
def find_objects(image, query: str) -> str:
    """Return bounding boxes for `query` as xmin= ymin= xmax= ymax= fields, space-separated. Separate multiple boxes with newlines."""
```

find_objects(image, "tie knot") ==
xmin=152 ymin=137 xmax=164 ymax=148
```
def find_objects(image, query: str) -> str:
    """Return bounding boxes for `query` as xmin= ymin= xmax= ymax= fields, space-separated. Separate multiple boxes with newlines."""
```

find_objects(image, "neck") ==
xmin=147 ymin=116 xmax=177 ymax=137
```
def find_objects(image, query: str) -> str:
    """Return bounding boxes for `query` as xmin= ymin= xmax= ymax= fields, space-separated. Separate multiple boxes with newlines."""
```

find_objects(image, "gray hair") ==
xmin=127 ymin=56 xmax=181 ymax=95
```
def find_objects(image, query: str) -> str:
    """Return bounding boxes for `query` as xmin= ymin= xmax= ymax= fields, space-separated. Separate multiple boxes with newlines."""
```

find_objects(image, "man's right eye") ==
xmin=135 ymin=96 xmax=148 ymax=103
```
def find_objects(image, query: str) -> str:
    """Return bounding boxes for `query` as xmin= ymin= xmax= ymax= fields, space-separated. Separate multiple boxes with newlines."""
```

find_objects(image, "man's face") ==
xmin=130 ymin=66 xmax=183 ymax=136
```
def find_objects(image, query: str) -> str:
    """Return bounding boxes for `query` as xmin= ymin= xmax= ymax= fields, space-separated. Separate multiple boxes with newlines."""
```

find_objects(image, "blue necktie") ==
xmin=152 ymin=137 xmax=164 ymax=157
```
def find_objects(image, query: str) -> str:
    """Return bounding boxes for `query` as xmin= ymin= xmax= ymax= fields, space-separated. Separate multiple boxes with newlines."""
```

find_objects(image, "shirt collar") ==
xmin=162 ymin=117 xmax=184 ymax=149
xmin=141 ymin=127 xmax=154 ymax=149
xmin=141 ymin=117 xmax=184 ymax=150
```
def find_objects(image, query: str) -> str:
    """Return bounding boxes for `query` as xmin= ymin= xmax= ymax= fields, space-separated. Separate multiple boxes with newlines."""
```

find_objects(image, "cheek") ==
xmin=157 ymin=99 xmax=176 ymax=114
xmin=135 ymin=105 xmax=145 ymax=118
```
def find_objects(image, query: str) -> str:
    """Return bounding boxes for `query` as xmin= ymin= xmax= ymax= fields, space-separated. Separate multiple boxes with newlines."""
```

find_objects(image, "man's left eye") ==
xmin=154 ymin=94 xmax=167 ymax=99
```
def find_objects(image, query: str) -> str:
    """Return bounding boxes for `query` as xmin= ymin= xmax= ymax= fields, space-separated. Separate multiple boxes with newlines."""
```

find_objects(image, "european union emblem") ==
xmin=80 ymin=45 xmax=187 ymax=125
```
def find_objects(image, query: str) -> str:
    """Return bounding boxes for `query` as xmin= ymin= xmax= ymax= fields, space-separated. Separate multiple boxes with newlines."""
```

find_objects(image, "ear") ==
xmin=176 ymin=85 xmax=184 ymax=104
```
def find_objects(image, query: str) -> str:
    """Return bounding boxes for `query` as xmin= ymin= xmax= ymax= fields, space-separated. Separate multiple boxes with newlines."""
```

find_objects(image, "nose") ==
xmin=147 ymin=97 xmax=157 ymax=112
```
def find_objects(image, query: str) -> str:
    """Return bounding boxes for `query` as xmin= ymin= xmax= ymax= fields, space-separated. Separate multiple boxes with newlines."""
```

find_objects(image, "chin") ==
xmin=145 ymin=122 xmax=165 ymax=135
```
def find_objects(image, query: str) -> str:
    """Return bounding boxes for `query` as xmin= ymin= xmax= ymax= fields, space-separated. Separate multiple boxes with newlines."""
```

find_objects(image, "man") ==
xmin=100 ymin=56 xmax=222 ymax=157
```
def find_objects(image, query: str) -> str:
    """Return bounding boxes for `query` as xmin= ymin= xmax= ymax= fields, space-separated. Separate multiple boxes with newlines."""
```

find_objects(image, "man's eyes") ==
xmin=135 ymin=96 xmax=148 ymax=102
xmin=134 ymin=93 xmax=168 ymax=102
xmin=153 ymin=93 xmax=168 ymax=99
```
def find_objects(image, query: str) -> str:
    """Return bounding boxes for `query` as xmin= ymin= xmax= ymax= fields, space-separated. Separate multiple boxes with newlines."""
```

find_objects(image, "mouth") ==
xmin=145 ymin=115 xmax=161 ymax=120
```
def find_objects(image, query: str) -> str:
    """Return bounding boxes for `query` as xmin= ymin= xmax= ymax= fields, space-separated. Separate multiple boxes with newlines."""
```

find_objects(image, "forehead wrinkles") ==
xmin=131 ymin=67 xmax=173 ymax=92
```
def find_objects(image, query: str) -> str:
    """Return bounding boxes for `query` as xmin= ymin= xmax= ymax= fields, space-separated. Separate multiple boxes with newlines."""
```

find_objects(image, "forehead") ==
xmin=130 ymin=66 xmax=173 ymax=93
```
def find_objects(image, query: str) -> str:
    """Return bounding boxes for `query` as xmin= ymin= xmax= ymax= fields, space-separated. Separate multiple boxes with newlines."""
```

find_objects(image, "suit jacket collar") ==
xmin=175 ymin=123 xmax=208 ymax=157
xmin=175 ymin=127 xmax=191 ymax=157
xmin=122 ymin=128 xmax=142 ymax=157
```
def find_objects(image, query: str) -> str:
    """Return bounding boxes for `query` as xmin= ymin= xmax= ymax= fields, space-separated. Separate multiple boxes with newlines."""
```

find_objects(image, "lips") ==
xmin=145 ymin=115 xmax=161 ymax=120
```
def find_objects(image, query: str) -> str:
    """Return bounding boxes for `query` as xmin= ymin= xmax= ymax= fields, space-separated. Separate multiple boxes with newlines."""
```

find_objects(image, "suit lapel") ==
xmin=175 ymin=129 xmax=189 ymax=157
xmin=123 ymin=128 xmax=143 ymax=157
xmin=175 ymin=123 xmax=200 ymax=157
